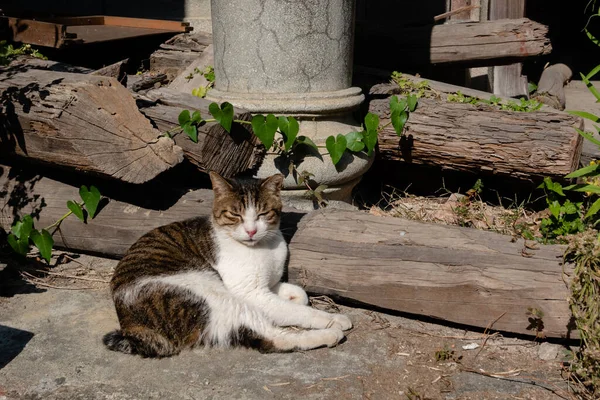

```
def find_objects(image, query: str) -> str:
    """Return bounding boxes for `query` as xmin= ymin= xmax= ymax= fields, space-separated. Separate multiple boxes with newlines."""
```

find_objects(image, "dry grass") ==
xmin=368 ymin=187 xmax=544 ymax=240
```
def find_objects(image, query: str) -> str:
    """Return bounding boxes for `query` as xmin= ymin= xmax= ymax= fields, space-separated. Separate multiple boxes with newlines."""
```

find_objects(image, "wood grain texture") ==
xmin=369 ymin=97 xmax=583 ymax=180
xmin=0 ymin=166 xmax=306 ymax=257
xmin=355 ymin=18 xmax=550 ymax=67
xmin=139 ymin=88 xmax=265 ymax=178
xmin=150 ymin=31 xmax=213 ymax=81
xmin=0 ymin=166 xmax=213 ymax=258
xmin=0 ymin=70 xmax=184 ymax=184
xmin=489 ymin=0 xmax=527 ymax=97
xmin=287 ymin=209 xmax=575 ymax=339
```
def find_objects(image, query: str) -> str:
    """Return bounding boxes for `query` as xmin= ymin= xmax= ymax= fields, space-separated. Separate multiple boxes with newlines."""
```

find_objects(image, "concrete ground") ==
xmin=565 ymin=79 xmax=600 ymax=165
xmin=0 ymin=254 xmax=570 ymax=400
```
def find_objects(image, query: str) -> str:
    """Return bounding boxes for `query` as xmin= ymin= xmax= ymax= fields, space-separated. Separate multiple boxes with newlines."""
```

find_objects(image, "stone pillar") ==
xmin=207 ymin=0 xmax=372 ymax=209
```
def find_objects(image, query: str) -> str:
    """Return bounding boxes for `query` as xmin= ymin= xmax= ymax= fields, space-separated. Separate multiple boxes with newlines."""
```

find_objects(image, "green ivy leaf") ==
xmin=79 ymin=185 xmax=101 ymax=219
xmin=549 ymin=201 xmax=561 ymax=218
xmin=11 ymin=214 xmax=33 ymax=240
xmin=278 ymin=116 xmax=299 ymax=152
xmin=390 ymin=95 xmax=407 ymax=114
xmin=407 ymin=94 xmax=418 ymax=112
xmin=364 ymin=113 xmax=379 ymax=133
xmin=391 ymin=110 xmax=408 ymax=137
xmin=67 ymin=200 xmax=85 ymax=222
xmin=326 ymin=134 xmax=347 ymax=166
xmin=295 ymin=136 xmax=318 ymax=152
xmin=345 ymin=131 xmax=365 ymax=152
xmin=191 ymin=111 xmax=202 ymax=124
xmin=30 ymin=229 xmax=54 ymax=264
xmin=7 ymin=233 xmax=29 ymax=256
xmin=251 ymin=114 xmax=278 ymax=149
xmin=182 ymin=122 xmax=198 ymax=143
xmin=209 ymin=102 xmax=234 ymax=133
xmin=178 ymin=110 xmax=191 ymax=127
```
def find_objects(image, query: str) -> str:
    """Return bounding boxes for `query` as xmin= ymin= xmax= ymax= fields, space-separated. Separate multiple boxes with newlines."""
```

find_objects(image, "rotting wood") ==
xmin=0 ymin=166 xmax=305 ymax=257
xmin=355 ymin=18 xmax=550 ymax=68
xmin=0 ymin=69 xmax=183 ymax=184
xmin=150 ymin=31 xmax=213 ymax=81
xmin=287 ymin=209 xmax=575 ymax=339
xmin=369 ymin=96 xmax=584 ymax=180
xmin=138 ymin=88 xmax=266 ymax=178
xmin=130 ymin=73 xmax=168 ymax=92
xmin=91 ymin=59 xmax=129 ymax=86
xmin=532 ymin=64 xmax=573 ymax=111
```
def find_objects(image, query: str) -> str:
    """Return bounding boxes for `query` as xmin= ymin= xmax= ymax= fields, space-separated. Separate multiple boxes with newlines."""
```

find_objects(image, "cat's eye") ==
xmin=225 ymin=211 xmax=242 ymax=218
xmin=258 ymin=211 xmax=272 ymax=218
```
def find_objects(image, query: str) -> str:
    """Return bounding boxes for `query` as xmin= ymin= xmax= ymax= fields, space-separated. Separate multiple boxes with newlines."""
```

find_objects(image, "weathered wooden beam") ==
xmin=355 ymin=18 xmax=550 ymax=68
xmin=0 ymin=166 xmax=304 ymax=258
xmin=287 ymin=209 xmax=575 ymax=339
xmin=138 ymin=88 xmax=265 ymax=178
xmin=489 ymin=0 xmax=528 ymax=97
xmin=150 ymin=31 xmax=213 ymax=81
xmin=0 ymin=69 xmax=184 ymax=184
xmin=369 ymin=96 xmax=583 ymax=181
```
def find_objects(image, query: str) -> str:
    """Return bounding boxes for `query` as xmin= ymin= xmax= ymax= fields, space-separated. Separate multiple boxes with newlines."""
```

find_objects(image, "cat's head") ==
xmin=209 ymin=172 xmax=284 ymax=246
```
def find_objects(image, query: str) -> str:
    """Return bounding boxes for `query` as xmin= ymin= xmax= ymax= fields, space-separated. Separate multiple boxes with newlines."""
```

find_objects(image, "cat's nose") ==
xmin=246 ymin=229 xmax=257 ymax=238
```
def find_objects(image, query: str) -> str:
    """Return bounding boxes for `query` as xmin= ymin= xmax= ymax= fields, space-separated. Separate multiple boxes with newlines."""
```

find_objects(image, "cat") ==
xmin=103 ymin=172 xmax=352 ymax=357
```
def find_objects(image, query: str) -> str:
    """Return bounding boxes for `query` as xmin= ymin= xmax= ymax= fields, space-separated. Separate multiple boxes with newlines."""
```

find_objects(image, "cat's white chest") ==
xmin=214 ymin=232 xmax=288 ymax=293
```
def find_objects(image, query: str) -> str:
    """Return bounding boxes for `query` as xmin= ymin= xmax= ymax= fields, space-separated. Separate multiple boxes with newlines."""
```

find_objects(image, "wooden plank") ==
xmin=287 ymin=209 xmax=575 ymax=339
xmin=369 ymin=96 xmax=583 ymax=180
xmin=0 ymin=166 xmax=213 ymax=258
xmin=489 ymin=0 xmax=528 ymax=97
xmin=40 ymin=16 xmax=191 ymax=32
xmin=355 ymin=18 xmax=550 ymax=67
xmin=2 ymin=17 xmax=73 ymax=48
xmin=0 ymin=69 xmax=184 ymax=184
xmin=0 ymin=166 xmax=306 ymax=258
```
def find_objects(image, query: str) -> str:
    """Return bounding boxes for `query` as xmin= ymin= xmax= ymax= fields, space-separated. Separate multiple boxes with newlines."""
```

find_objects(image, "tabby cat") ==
xmin=103 ymin=172 xmax=352 ymax=357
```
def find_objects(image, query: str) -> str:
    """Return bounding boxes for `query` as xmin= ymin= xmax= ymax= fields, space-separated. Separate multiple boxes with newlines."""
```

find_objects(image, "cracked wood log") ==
xmin=150 ymin=31 xmax=213 ymax=81
xmin=0 ymin=69 xmax=183 ymax=184
xmin=0 ymin=166 xmax=305 ymax=257
xmin=355 ymin=18 xmax=551 ymax=68
xmin=369 ymin=97 xmax=584 ymax=180
xmin=287 ymin=209 xmax=575 ymax=339
xmin=139 ymin=88 xmax=265 ymax=178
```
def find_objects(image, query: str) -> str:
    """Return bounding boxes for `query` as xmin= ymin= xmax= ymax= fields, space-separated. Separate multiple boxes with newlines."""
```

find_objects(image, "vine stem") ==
xmin=44 ymin=201 xmax=83 ymax=231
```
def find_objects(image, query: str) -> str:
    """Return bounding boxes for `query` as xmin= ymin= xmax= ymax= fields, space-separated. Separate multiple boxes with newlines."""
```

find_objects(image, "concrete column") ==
xmin=207 ymin=0 xmax=372 ymax=209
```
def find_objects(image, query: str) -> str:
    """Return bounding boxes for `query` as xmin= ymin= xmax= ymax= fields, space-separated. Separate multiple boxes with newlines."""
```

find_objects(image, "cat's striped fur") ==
xmin=103 ymin=172 xmax=352 ymax=357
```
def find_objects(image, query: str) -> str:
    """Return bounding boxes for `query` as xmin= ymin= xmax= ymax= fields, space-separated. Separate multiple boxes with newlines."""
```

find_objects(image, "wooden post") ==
xmin=489 ymin=0 xmax=528 ymax=98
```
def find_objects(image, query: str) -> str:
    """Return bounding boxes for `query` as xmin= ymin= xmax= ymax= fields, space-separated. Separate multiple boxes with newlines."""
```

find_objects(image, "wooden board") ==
xmin=287 ymin=209 xmax=575 ymax=339
xmin=0 ymin=166 xmax=306 ymax=258
xmin=489 ymin=0 xmax=528 ymax=97
xmin=0 ymin=69 xmax=184 ymax=184
xmin=369 ymin=96 xmax=583 ymax=180
xmin=1 ymin=15 xmax=191 ymax=48
xmin=355 ymin=18 xmax=550 ymax=68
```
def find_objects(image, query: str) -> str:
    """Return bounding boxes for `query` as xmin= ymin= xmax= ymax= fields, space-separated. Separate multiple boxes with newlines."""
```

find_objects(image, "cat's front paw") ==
xmin=328 ymin=314 xmax=352 ymax=331
xmin=321 ymin=328 xmax=345 ymax=348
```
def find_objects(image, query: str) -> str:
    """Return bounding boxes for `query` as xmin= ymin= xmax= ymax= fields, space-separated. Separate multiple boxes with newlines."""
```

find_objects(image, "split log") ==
xmin=287 ymin=209 xmax=574 ymax=339
xmin=138 ymin=88 xmax=265 ymax=178
xmin=369 ymin=96 xmax=584 ymax=180
xmin=0 ymin=166 xmax=304 ymax=257
xmin=532 ymin=64 xmax=573 ymax=111
xmin=129 ymin=73 xmax=168 ymax=92
xmin=355 ymin=18 xmax=551 ymax=69
xmin=91 ymin=59 xmax=129 ymax=86
xmin=0 ymin=70 xmax=184 ymax=184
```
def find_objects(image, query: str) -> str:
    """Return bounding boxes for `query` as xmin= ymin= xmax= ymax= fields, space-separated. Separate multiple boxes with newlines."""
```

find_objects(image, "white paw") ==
xmin=321 ymin=328 xmax=345 ymax=348
xmin=329 ymin=314 xmax=352 ymax=331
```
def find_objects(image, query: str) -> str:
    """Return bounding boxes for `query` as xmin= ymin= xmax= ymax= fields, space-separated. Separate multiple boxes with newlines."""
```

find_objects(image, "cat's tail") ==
xmin=102 ymin=328 xmax=178 ymax=358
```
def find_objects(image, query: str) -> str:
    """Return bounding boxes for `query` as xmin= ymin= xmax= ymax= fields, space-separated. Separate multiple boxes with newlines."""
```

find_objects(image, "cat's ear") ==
xmin=261 ymin=174 xmax=284 ymax=193
xmin=209 ymin=171 xmax=233 ymax=196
